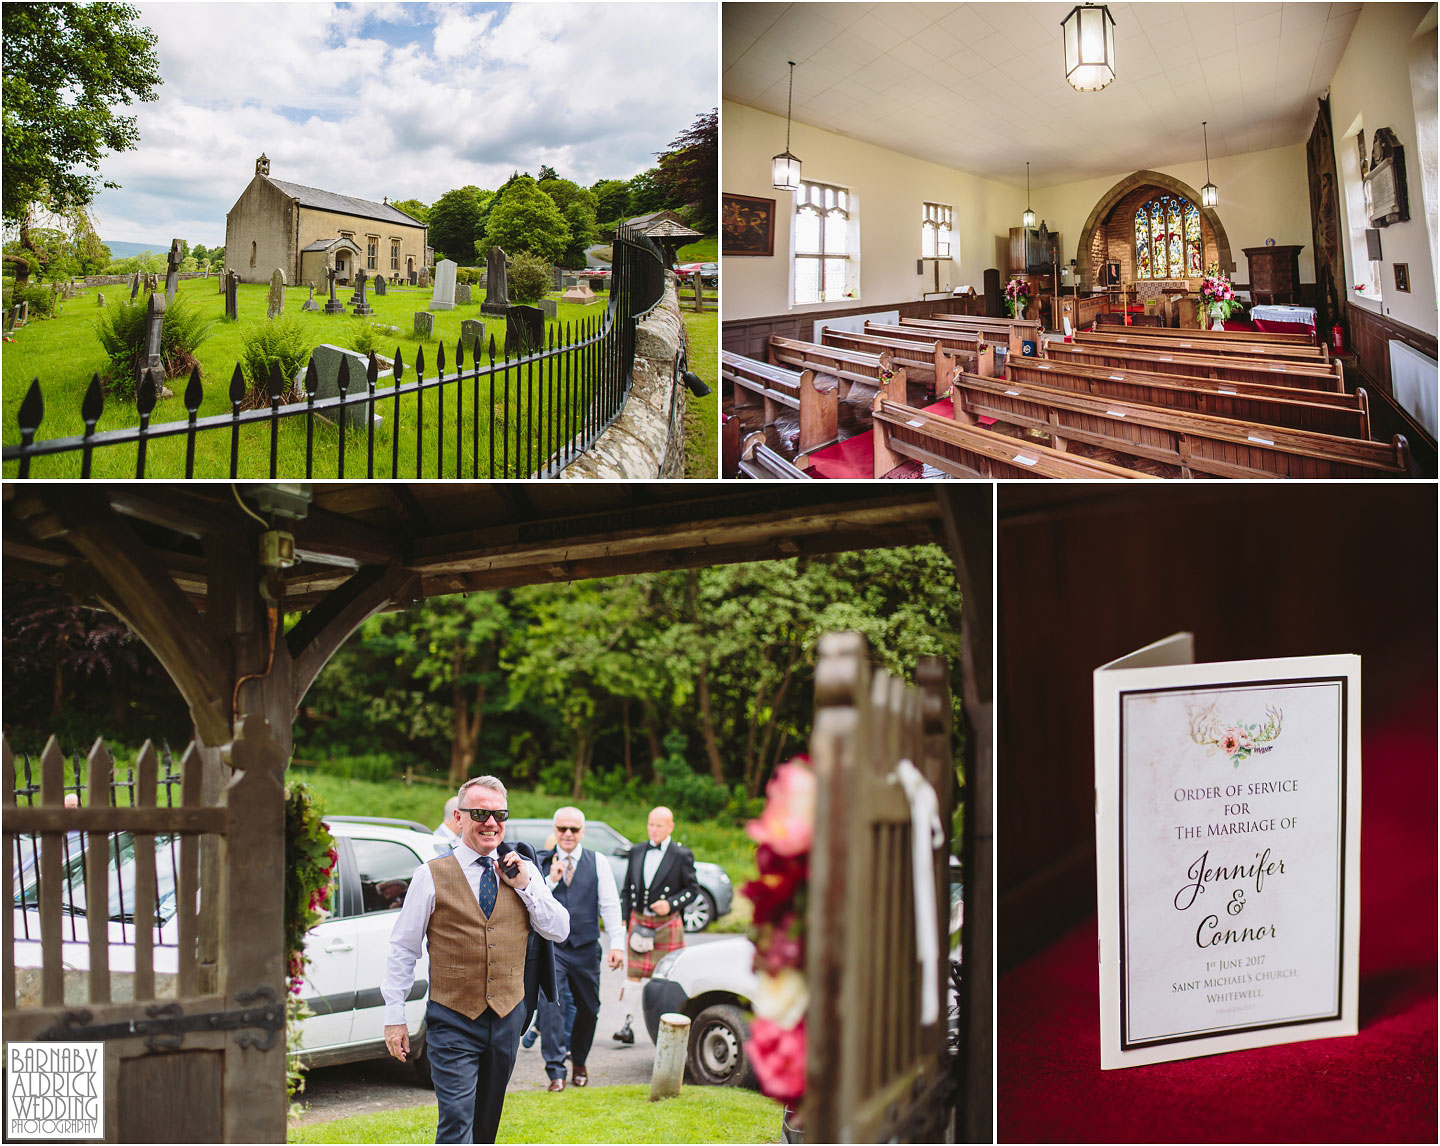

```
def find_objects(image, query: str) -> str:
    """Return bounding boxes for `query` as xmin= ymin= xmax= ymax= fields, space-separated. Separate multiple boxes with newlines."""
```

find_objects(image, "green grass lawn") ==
xmin=293 ymin=770 xmax=757 ymax=929
xmin=682 ymin=310 xmax=718 ymax=478
xmin=2 ymin=276 xmax=621 ymax=479
xmin=675 ymin=237 xmax=717 ymax=262
xmin=290 ymin=1084 xmax=782 ymax=1144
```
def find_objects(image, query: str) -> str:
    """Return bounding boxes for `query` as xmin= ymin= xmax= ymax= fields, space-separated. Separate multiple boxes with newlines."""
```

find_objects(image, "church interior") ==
xmin=720 ymin=2 xmax=1437 ymax=480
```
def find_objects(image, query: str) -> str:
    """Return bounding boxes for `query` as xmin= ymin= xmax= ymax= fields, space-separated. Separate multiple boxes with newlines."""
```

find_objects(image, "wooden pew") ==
xmin=766 ymin=336 xmax=908 ymax=401
xmin=863 ymin=322 xmax=999 ymax=378
xmin=1046 ymin=340 xmax=1346 ymax=393
xmin=946 ymin=370 xmax=1411 ymax=479
xmin=1098 ymin=322 xmax=1317 ymax=347
xmin=1074 ymin=328 xmax=1329 ymax=364
xmin=738 ymin=431 xmax=810 ymax=479
xmin=821 ymin=327 xmax=954 ymax=397
xmin=1053 ymin=294 xmax=1109 ymax=332
xmin=1006 ymin=357 xmax=1372 ymax=439
xmin=909 ymin=313 xmax=1044 ymax=360
xmin=870 ymin=395 xmax=1155 ymax=480
xmin=722 ymin=351 xmax=839 ymax=455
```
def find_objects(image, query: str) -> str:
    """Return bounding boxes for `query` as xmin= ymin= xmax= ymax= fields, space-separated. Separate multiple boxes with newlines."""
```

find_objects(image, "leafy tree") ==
xmin=536 ymin=164 xmax=560 ymax=183
xmin=481 ymin=176 xmax=570 ymax=264
xmin=105 ymin=251 xmax=165 ymax=275
xmin=561 ymin=200 xmax=598 ymax=268
xmin=627 ymin=168 xmax=669 ymax=215
xmin=2 ymin=3 xmax=163 ymax=281
xmin=591 ymin=179 xmax=631 ymax=224
xmin=70 ymin=208 xmax=110 ymax=276
xmin=191 ymin=243 xmax=208 ymax=264
xmin=427 ymin=186 xmax=486 ymax=264
xmin=653 ymin=109 xmax=717 ymax=231
xmin=179 ymin=255 xmax=198 ymax=273
xmin=538 ymin=178 xmax=594 ymax=216
xmin=389 ymin=198 xmax=430 ymax=224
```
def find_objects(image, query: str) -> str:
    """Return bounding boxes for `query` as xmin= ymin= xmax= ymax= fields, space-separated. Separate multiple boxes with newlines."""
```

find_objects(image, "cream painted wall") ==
xmin=1031 ymin=145 xmax=1313 ymax=285
xmin=723 ymin=100 xmax=1023 ymax=321
xmin=1327 ymin=1 xmax=1436 ymax=334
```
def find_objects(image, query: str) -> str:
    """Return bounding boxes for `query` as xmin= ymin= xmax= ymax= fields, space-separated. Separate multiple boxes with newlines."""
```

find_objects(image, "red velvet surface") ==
xmin=1000 ymin=691 xmax=1438 ymax=1143
xmin=802 ymin=396 xmax=954 ymax=480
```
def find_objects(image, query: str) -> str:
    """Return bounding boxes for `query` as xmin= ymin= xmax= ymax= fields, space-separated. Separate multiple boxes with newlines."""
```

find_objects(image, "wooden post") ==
xmin=649 ymin=1013 xmax=690 ymax=1101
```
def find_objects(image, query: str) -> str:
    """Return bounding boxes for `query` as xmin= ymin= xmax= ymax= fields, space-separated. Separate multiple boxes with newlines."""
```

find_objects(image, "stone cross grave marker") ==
xmin=302 ymin=282 xmax=319 ymax=312
xmin=166 ymin=239 xmax=183 ymax=303
xmin=482 ymin=246 xmax=509 ymax=316
xmin=323 ymin=264 xmax=346 ymax=314
xmin=267 ymin=268 xmax=286 ymax=319
xmin=351 ymin=269 xmax=375 ymax=316
xmin=429 ymin=259 xmax=457 ymax=311
xmin=140 ymin=290 xmax=174 ymax=399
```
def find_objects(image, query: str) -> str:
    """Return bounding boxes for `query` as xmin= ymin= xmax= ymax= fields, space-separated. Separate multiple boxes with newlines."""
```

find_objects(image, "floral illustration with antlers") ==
xmin=1188 ymin=702 xmax=1284 ymax=766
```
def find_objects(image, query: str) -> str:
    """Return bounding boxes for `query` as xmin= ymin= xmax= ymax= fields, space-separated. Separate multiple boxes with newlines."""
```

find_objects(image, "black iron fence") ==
xmin=5 ymin=234 xmax=667 ymax=479
xmin=10 ymin=741 xmax=186 ymax=948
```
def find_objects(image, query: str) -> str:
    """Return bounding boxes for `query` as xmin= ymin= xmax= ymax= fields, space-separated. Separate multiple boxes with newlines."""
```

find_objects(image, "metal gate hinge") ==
xmin=36 ymin=985 xmax=284 ymax=1052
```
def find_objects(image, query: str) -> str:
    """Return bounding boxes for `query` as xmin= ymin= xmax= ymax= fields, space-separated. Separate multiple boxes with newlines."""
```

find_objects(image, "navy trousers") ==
xmin=539 ymin=939 xmax=602 ymax=1079
xmin=425 ymin=1000 xmax=526 ymax=1144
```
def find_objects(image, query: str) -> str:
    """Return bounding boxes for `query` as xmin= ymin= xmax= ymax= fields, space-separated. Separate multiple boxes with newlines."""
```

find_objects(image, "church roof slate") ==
xmin=266 ymin=177 xmax=426 ymax=229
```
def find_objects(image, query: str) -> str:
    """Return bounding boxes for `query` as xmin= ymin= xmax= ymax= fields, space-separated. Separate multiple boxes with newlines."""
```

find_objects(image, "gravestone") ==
xmin=166 ymin=239 xmax=183 ymax=303
xmin=562 ymin=275 xmax=578 ymax=289
xmin=589 ymin=276 xmax=608 ymax=294
xmin=460 ymin=319 xmax=485 ymax=359
xmin=482 ymin=246 xmax=509 ymax=316
xmin=131 ymin=274 xmax=141 ymax=301
xmin=552 ymin=266 xmax=565 ymax=290
xmin=219 ymin=270 xmax=227 ymax=294
xmin=140 ymin=290 xmax=174 ymax=399
xmin=561 ymin=282 xmax=596 ymax=306
xmin=504 ymin=304 xmax=544 ymax=357
xmin=267 ymin=268 xmax=286 ymax=319
xmin=455 ymin=282 xmax=472 ymax=305
xmin=429 ymin=259 xmax=456 ymax=311
xmin=307 ymin=344 xmax=378 ymax=431
xmin=350 ymin=269 xmax=374 ymax=316
xmin=409 ymin=269 xmax=418 ymax=286
xmin=97 ymin=293 xmax=106 ymax=307
xmin=413 ymin=311 xmax=435 ymax=340
xmin=17 ymin=300 xmax=29 ymax=326
xmin=225 ymin=271 xmax=240 ymax=321
xmin=418 ymin=267 xmax=430 ymax=288
xmin=540 ymin=298 xmax=558 ymax=320
xmin=374 ymin=275 xmax=387 ymax=296
xmin=323 ymin=265 xmax=346 ymax=314
xmin=302 ymin=282 xmax=319 ymax=312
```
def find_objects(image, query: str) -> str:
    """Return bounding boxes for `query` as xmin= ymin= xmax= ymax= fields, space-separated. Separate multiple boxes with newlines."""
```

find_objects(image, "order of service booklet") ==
xmin=1093 ymin=634 xmax=1361 ymax=1070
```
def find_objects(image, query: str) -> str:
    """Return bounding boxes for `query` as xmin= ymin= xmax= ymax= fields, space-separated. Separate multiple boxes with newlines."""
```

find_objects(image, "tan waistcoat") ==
xmin=426 ymin=853 xmax=529 ymax=1019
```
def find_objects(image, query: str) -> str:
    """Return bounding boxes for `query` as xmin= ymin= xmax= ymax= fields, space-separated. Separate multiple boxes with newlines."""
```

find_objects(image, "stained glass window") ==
xmin=1133 ymin=194 xmax=1202 ymax=279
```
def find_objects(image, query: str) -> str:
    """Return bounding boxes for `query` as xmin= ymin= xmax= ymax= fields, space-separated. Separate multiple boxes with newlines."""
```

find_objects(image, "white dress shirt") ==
xmin=382 ymin=842 xmax=570 ymax=1025
xmin=642 ymin=836 xmax=670 ymax=895
xmin=545 ymin=843 xmax=626 ymax=952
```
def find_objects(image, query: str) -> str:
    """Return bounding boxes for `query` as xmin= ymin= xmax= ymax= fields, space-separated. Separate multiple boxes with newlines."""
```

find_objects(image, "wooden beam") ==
xmin=288 ymin=507 xmax=404 ymax=566
xmin=103 ymin=488 xmax=246 ymax=538
xmin=287 ymin=563 xmax=419 ymax=708
xmin=5 ymin=805 xmax=227 ymax=833
xmin=35 ymin=490 xmax=233 ymax=747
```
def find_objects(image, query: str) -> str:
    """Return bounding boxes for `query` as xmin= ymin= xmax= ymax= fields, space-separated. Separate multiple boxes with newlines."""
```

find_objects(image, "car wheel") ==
xmin=682 ymin=890 xmax=716 ymax=932
xmin=685 ymin=1003 xmax=754 ymax=1088
xmin=411 ymin=1026 xmax=433 ymax=1089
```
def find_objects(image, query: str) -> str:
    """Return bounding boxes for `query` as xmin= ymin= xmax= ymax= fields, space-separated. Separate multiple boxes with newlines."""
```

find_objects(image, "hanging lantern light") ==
xmin=771 ymin=61 xmax=802 ymax=191
xmin=1200 ymin=121 xmax=1219 ymax=207
xmin=1061 ymin=4 xmax=1117 ymax=92
xmin=1022 ymin=162 xmax=1036 ymax=229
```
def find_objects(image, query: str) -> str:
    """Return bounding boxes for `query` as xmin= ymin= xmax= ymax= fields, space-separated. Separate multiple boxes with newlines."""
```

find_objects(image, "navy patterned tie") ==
xmin=478 ymin=855 xmax=497 ymax=917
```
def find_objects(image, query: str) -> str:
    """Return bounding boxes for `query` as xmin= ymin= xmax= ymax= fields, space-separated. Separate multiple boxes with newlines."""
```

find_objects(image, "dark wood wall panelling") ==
xmin=722 ymin=296 xmax=985 ymax=358
xmin=997 ymin=485 xmax=1438 ymax=974
xmin=1345 ymin=302 xmax=1438 ymax=475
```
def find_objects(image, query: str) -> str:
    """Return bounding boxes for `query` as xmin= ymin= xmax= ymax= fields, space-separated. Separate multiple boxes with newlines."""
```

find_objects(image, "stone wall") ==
xmin=82 ymin=272 xmax=213 ymax=287
xmin=562 ymin=277 xmax=686 ymax=480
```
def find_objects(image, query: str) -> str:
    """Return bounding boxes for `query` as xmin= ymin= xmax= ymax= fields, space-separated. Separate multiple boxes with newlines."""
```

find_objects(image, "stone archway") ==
xmin=1076 ymin=169 xmax=1234 ymax=289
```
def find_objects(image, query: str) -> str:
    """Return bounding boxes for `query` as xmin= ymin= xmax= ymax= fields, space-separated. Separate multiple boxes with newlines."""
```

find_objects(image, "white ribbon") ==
xmin=891 ymin=758 xmax=945 ymax=1025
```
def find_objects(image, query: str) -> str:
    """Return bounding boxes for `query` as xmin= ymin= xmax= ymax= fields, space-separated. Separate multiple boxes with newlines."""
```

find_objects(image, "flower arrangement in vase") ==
xmin=741 ymin=756 xmax=816 ymax=1111
xmin=1003 ymin=278 xmax=1031 ymax=318
xmin=1198 ymin=264 xmax=1240 ymax=329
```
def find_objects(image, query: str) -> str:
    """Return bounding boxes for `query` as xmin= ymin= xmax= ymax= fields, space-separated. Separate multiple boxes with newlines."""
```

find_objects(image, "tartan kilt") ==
xmin=626 ymin=910 xmax=684 ymax=978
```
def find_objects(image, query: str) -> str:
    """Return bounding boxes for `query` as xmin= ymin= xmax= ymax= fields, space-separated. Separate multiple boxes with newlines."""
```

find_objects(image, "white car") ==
xmin=642 ymin=936 xmax=758 ymax=1087
xmin=11 ymin=816 xmax=444 ymax=1085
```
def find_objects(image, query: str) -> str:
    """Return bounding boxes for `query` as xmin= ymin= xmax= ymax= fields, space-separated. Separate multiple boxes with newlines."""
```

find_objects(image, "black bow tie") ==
xmin=647 ymin=842 xmax=661 ymax=851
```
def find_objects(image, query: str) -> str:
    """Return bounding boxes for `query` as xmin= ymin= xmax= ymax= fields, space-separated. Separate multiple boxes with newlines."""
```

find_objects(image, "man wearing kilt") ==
xmin=612 ymin=805 xmax=700 ymax=1043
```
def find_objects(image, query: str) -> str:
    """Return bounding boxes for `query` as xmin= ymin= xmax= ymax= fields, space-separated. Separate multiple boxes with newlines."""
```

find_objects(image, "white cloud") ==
xmin=88 ymin=1 xmax=717 ymax=245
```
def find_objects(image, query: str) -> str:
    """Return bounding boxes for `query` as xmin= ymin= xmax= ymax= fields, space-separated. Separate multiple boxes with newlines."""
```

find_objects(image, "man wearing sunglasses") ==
xmin=534 ymin=806 xmax=626 ymax=1091
xmin=383 ymin=776 xmax=569 ymax=1144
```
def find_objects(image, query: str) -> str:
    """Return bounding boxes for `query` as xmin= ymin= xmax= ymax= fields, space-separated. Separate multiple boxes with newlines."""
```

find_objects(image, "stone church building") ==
xmin=224 ymin=155 xmax=432 ymax=287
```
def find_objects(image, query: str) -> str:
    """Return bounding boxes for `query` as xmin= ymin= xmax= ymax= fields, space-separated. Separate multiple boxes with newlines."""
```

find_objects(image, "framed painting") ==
xmin=723 ymin=193 xmax=776 ymax=257
xmin=1394 ymin=263 xmax=1410 ymax=293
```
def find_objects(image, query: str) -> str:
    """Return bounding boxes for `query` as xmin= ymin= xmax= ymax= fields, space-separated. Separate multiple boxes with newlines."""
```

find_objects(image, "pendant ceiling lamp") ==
xmin=1023 ymin=162 xmax=1036 ymax=229
xmin=1200 ymin=121 xmax=1219 ymax=207
xmin=1061 ymin=4 xmax=1117 ymax=92
xmin=772 ymin=61 xmax=802 ymax=191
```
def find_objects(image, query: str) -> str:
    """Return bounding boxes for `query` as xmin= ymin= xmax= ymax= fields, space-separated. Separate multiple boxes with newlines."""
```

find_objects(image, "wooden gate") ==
xmin=804 ymin=632 xmax=956 ymax=1142
xmin=3 ymin=735 xmax=281 ymax=1143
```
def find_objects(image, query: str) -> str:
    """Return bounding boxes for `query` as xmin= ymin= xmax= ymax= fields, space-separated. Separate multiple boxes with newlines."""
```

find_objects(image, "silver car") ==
xmin=504 ymin=818 xmax=733 ymax=932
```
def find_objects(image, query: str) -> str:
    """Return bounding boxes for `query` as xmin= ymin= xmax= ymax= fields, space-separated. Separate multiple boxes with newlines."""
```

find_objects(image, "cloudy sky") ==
xmin=90 ymin=1 xmax=718 ymax=247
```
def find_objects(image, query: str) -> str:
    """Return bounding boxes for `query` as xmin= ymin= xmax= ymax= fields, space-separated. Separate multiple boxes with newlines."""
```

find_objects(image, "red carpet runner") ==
xmin=801 ymin=396 xmax=954 ymax=479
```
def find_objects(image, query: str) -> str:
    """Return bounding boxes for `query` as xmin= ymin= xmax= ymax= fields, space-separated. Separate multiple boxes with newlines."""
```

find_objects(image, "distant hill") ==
xmin=104 ymin=240 xmax=172 ymax=259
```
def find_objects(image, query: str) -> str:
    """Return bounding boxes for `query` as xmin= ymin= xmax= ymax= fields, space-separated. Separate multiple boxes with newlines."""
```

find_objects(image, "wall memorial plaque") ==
xmin=1093 ymin=633 xmax=1360 ymax=1069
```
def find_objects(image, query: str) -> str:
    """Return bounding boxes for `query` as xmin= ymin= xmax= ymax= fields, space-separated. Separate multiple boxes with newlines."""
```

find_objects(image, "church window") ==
xmin=793 ymin=179 xmax=858 ymax=305
xmin=367 ymin=237 xmax=378 ymax=270
xmin=1132 ymin=194 xmax=1200 ymax=279
xmin=1340 ymin=126 xmax=1382 ymax=300
xmin=391 ymin=241 xmax=400 ymax=271
xmin=250 ymin=241 xmax=256 ymax=267
xmin=922 ymin=202 xmax=954 ymax=259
